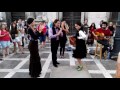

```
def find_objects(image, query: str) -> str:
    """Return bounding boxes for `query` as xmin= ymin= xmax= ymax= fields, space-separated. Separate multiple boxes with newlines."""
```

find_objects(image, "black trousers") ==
xmin=60 ymin=39 xmax=66 ymax=56
xmin=51 ymin=40 xmax=59 ymax=65
xmin=28 ymin=41 xmax=42 ymax=77
xmin=97 ymin=40 xmax=110 ymax=54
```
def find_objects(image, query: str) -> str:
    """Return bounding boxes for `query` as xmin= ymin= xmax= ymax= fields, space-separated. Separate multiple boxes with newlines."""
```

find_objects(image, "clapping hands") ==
xmin=56 ymin=28 xmax=62 ymax=36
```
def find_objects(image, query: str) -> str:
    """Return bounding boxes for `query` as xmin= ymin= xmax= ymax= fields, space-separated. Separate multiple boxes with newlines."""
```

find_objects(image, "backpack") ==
xmin=89 ymin=49 xmax=95 ymax=55
xmin=66 ymin=46 xmax=72 ymax=51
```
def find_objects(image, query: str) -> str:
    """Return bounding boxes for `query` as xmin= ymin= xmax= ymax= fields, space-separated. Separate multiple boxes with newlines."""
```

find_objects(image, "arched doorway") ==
xmin=63 ymin=12 xmax=81 ymax=35
xmin=11 ymin=12 xmax=25 ymax=21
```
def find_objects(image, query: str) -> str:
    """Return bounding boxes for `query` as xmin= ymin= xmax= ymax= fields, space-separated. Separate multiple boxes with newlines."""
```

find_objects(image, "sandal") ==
xmin=76 ymin=66 xmax=80 ymax=70
xmin=80 ymin=66 xmax=83 ymax=71
xmin=76 ymin=66 xmax=83 ymax=71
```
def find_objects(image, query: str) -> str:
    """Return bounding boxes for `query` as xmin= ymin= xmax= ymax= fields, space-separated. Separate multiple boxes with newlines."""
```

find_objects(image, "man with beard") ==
xmin=93 ymin=22 xmax=111 ymax=56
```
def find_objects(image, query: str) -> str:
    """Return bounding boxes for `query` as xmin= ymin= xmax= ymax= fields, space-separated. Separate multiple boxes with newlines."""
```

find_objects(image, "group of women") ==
xmin=0 ymin=19 xmax=26 ymax=60
xmin=27 ymin=17 xmax=88 ymax=78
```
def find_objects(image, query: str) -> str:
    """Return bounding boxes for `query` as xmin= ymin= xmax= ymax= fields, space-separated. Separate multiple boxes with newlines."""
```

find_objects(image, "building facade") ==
xmin=0 ymin=12 xmax=119 ymax=57
xmin=0 ymin=12 xmax=118 ymax=31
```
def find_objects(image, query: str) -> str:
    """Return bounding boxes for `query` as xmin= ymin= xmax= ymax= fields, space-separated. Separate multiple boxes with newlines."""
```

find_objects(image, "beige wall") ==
xmin=87 ymin=12 xmax=110 ymax=28
xmin=0 ymin=12 xmax=6 ymax=21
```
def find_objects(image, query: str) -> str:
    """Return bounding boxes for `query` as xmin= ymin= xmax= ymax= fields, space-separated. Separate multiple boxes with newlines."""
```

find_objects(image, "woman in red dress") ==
xmin=86 ymin=23 xmax=96 ymax=46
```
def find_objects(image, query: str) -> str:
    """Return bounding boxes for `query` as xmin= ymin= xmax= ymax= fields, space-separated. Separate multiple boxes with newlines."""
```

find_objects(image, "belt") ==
xmin=30 ymin=37 xmax=38 ymax=41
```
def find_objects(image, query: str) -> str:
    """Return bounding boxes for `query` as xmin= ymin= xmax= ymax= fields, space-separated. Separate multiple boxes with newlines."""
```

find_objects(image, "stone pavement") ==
xmin=0 ymin=40 xmax=117 ymax=78
xmin=50 ymin=63 xmax=91 ymax=78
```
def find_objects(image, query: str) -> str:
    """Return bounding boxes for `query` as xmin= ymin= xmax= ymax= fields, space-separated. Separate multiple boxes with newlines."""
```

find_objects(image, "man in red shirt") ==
xmin=93 ymin=22 xmax=111 ymax=55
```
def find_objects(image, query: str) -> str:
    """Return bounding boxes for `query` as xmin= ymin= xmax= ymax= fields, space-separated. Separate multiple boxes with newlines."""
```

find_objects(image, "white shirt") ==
xmin=77 ymin=30 xmax=87 ymax=40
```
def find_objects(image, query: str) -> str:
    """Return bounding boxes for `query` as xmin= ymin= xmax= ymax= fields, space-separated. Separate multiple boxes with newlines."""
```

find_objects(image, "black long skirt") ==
xmin=73 ymin=39 xmax=87 ymax=59
xmin=28 ymin=41 xmax=42 ymax=77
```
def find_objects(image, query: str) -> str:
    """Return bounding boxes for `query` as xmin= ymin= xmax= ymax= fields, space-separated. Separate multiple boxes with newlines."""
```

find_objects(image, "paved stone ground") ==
xmin=0 ymin=40 xmax=117 ymax=78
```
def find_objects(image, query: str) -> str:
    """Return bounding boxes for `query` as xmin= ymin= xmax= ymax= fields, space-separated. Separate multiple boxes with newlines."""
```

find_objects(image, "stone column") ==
xmin=5 ymin=12 xmax=11 ymax=28
xmin=111 ymin=12 xmax=120 ymax=60
xmin=58 ymin=12 xmax=63 ymax=20
xmin=81 ymin=12 xmax=85 ymax=24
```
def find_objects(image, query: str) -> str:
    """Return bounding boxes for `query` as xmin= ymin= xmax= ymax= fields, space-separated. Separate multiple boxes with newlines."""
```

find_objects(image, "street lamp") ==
xmin=111 ymin=12 xmax=120 ymax=60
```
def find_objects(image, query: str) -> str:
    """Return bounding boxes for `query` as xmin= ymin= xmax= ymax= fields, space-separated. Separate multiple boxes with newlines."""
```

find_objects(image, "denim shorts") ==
xmin=0 ymin=41 xmax=10 ymax=48
xmin=39 ymin=35 xmax=46 ymax=43
xmin=13 ymin=37 xmax=21 ymax=42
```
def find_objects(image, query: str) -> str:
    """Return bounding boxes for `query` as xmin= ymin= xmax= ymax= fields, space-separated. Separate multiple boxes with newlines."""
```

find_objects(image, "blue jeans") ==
xmin=39 ymin=35 xmax=46 ymax=43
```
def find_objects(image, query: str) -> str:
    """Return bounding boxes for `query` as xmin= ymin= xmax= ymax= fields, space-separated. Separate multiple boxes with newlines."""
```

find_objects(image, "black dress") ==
xmin=10 ymin=24 xmax=18 ymax=39
xmin=28 ymin=27 xmax=42 ymax=77
xmin=73 ymin=30 xmax=87 ymax=59
xmin=108 ymin=26 xmax=115 ymax=36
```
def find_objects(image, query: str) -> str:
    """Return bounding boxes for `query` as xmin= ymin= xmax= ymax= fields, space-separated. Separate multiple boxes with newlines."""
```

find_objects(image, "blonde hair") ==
xmin=0 ymin=23 xmax=9 ymax=32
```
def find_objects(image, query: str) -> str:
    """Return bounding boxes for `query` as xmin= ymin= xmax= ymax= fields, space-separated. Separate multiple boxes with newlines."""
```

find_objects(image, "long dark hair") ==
xmin=89 ymin=23 xmax=96 ymax=30
xmin=11 ymin=22 xmax=18 ymax=34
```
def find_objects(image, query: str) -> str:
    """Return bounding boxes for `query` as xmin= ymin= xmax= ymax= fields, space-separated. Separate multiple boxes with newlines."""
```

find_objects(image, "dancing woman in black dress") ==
xmin=73 ymin=22 xmax=87 ymax=71
xmin=27 ymin=18 xmax=42 ymax=78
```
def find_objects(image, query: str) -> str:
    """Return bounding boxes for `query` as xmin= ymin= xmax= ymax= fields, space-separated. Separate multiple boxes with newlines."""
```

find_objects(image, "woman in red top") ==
xmin=37 ymin=21 xmax=47 ymax=48
xmin=0 ymin=24 xmax=11 ymax=59
xmin=87 ymin=23 xmax=96 ymax=46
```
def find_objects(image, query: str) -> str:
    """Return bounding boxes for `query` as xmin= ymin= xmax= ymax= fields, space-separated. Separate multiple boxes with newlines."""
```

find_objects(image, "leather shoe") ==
xmin=56 ymin=62 xmax=60 ymax=64
xmin=53 ymin=64 xmax=58 ymax=67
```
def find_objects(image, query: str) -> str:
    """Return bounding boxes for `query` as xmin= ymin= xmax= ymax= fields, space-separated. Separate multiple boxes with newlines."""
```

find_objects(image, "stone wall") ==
xmin=0 ymin=12 xmax=111 ymax=28
xmin=87 ymin=12 xmax=110 ymax=28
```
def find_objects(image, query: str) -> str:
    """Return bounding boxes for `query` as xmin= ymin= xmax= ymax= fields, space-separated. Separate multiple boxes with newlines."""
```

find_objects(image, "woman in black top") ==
xmin=73 ymin=22 xmax=87 ymax=71
xmin=86 ymin=23 xmax=96 ymax=46
xmin=59 ymin=20 xmax=69 ymax=58
xmin=27 ymin=18 xmax=42 ymax=78
xmin=108 ymin=22 xmax=115 ymax=36
xmin=10 ymin=21 xmax=18 ymax=53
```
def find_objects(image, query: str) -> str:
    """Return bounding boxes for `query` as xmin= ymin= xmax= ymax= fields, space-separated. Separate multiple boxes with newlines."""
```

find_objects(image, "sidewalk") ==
xmin=50 ymin=62 xmax=91 ymax=78
xmin=0 ymin=40 xmax=116 ymax=78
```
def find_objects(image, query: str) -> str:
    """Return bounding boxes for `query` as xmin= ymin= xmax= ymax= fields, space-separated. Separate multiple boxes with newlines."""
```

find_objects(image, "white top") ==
xmin=77 ymin=30 xmax=87 ymax=40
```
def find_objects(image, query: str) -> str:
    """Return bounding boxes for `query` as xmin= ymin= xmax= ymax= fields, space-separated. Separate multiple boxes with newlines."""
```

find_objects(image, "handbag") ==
xmin=69 ymin=36 xmax=76 ymax=47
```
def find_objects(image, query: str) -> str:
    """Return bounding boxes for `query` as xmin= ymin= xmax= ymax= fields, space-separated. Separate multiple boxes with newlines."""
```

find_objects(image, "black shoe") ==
xmin=31 ymin=75 xmax=40 ymax=78
xmin=56 ymin=62 xmax=60 ymax=64
xmin=53 ymin=64 xmax=58 ymax=67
